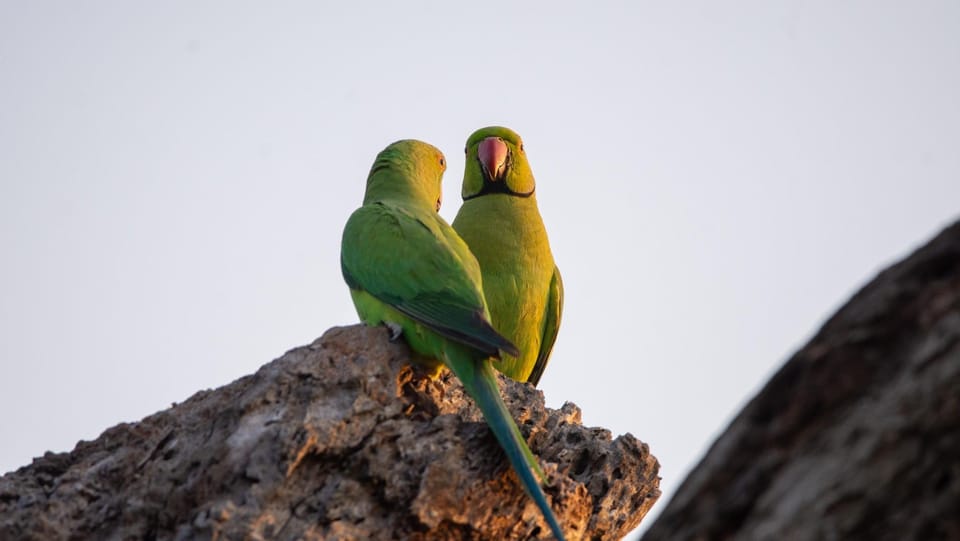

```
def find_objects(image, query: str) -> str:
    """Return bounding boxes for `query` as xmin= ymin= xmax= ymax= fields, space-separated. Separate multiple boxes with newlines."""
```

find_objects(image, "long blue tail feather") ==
xmin=445 ymin=347 xmax=566 ymax=541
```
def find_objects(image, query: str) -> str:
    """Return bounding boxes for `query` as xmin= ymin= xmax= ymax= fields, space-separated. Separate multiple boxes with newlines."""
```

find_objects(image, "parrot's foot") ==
xmin=385 ymin=322 xmax=403 ymax=341
xmin=409 ymin=355 xmax=445 ymax=381
xmin=422 ymin=363 xmax=444 ymax=380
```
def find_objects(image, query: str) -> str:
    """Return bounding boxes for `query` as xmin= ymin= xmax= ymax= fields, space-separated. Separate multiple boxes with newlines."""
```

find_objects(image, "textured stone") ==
xmin=642 ymin=219 xmax=960 ymax=541
xmin=0 ymin=325 xmax=660 ymax=540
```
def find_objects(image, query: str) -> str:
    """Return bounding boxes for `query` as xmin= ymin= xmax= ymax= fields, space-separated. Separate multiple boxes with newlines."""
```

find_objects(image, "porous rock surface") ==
xmin=0 ymin=325 xmax=660 ymax=540
xmin=642 ymin=219 xmax=960 ymax=541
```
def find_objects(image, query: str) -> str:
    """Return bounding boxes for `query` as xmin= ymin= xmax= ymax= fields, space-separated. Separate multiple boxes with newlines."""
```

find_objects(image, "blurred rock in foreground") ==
xmin=0 ymin=324 xmax=660 ymax=540
xmin=642 ymin=219 xmax=960 ymax=541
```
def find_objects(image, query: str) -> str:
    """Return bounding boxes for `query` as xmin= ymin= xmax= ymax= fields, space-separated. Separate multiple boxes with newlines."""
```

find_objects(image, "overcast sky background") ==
xmin=2 ymin=2 xmax=958 ymax=537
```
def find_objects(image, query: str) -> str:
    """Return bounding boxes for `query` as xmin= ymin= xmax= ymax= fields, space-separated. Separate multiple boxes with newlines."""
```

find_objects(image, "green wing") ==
xmin=527 ymin=266 xmax=563 ymax=386
xmin=341 ymin=201 xmax=518 ymax=358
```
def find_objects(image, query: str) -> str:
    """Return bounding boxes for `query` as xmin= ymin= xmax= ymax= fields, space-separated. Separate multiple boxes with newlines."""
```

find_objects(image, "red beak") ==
xmin=477 ymin=137 xmax=508 ymax=181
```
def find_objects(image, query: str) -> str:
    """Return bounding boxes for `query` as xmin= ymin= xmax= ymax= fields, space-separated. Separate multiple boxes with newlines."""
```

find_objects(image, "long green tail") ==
xmin=445 ymin=346 xmax=566 ymax=541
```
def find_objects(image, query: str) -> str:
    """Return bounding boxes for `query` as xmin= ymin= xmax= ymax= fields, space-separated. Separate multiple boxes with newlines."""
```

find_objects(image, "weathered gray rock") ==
xmin=642 ymin=219 xmax=960 ymax=541
xmin=0 ymin=325 xmax=660 ymax=540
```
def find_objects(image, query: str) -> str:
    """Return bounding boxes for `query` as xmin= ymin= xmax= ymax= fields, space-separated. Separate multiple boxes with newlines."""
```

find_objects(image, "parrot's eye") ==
xmin=519 ymin=143 xmax=524 ymax=152
xmin=439 ymin=157 xmax=445 ymax=168
xmin=463 ymin=146 xmax=467 ymax=155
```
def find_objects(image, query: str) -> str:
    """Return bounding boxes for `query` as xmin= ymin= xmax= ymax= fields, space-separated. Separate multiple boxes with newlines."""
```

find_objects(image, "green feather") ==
xmin=341 ymin=139 xmax=566 ymax=540
xmin=453 ymin=127 xmax=564 ymax=385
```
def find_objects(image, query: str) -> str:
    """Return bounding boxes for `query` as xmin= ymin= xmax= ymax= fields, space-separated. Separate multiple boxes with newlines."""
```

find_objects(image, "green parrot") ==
xmin=452 ymin=127 xmax=563 ymax=386
xmin=340 ymin=139 xmax=566 ymax=541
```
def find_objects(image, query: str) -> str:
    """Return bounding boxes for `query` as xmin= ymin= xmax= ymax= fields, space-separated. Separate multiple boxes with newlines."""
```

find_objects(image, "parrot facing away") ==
xmin=452 ymin=126 xmax=563 ymax=386
xmin=340 ymin=139 xmax=566 ymax=540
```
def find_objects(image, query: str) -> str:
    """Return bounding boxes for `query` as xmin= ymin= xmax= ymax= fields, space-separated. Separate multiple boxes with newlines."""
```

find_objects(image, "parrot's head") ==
xmin=365 ymin=139 xmax=446 ymax=212
xmin=461 ymin=126 xmax=536 ymax=201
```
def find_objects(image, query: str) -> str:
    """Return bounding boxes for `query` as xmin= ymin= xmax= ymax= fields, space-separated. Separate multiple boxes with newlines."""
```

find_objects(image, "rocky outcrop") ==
xmin=642 ymin=219 xmax=960 ymax=541
xmin=0 ymin=325 xmax=660 ymax=540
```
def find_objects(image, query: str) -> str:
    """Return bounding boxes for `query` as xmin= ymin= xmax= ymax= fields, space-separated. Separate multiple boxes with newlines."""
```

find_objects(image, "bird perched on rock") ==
xmin=340 ymin=139 xmax=566 ymax=540
xmin=453 ymin=126 xmax=563 ymax=386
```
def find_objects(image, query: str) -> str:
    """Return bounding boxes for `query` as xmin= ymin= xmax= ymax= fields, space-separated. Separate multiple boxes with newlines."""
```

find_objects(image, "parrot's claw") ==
xmin=386 ymin=322 xmax=403 ymax=341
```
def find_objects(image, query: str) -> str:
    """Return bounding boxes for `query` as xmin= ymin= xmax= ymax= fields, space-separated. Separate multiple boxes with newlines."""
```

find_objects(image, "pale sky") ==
xmin=2 ymin=2 xmax=958 ymax=538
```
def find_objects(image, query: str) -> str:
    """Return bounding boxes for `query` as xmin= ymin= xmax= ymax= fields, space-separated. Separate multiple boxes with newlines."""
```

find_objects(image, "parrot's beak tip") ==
xmin=477 ymin=137 xmax=509 ymax=182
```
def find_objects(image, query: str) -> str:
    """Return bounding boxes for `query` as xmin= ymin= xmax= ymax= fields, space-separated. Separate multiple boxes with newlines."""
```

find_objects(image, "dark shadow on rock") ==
xmin=642 ymin=219 xmax=960 ymax=541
